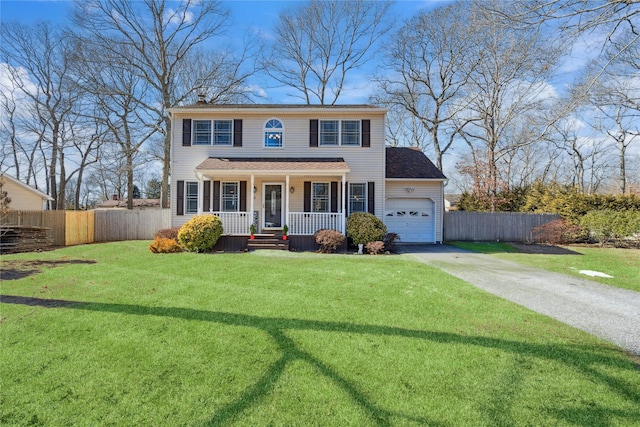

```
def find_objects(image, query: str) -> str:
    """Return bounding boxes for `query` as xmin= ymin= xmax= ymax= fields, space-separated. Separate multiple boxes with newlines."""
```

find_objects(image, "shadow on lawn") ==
xmin=2 ymin=294 xmax=639 ymax=426
xmin=0 ymin=259 xmax=96 ymax=281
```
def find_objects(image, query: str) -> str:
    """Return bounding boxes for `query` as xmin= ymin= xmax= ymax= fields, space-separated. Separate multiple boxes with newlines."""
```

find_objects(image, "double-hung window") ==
xmin=185 ymin=182 xmax=199 ymax=214
xmin=214 ymin=120 xmax=232 ymax=145
xmin=312 ymin=182 xmax=330 ymax=212
xmin=341 ymin=121 xmax=361 ymax=146
xmin=192 ymin=120 xmax=232 ymax=145
xmin=349 ymin=183 xmax=367 ymax=213
xmin=193 ymin=120 xmax=212 ymax=145
xmin=221 ymin=182 xmax=239 ymax=212
xmin=319 ymin=120 xmax=361 ymax=146
xmin=319 ymin=121 xmax=339 ymax=146
xmin=264 ymin=119 xmax=284 ymax=148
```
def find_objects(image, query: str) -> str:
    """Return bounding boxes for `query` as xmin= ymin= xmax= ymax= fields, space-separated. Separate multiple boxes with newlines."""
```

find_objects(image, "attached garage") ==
xmin=384 ymin=147 xmax=447 ymax=244
xmin=385 ymin=197 xmax=435 ymax=243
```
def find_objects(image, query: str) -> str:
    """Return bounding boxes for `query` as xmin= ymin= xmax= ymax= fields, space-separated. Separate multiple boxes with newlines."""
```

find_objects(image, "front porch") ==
xmin=208 ymin=211 xmax=344 ymax=236
xmin=193 ymin=157 xmax=352 ymax=237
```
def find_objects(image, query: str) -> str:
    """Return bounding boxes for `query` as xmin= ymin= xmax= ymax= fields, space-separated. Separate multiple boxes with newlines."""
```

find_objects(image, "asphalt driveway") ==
xmin=399 ymin=244 xmax=640 ymax=356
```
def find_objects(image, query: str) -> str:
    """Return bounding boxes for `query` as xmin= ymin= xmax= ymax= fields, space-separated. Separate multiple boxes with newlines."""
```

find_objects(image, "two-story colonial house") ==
xmin=168 ymin=103 xmax=446 ymax=251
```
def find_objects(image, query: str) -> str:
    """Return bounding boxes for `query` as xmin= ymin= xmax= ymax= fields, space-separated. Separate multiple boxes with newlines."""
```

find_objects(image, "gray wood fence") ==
xmin=94 ymin=209 xmax=171 ymax=241
xmin=444 ymin=212 xmax=560 ymax=242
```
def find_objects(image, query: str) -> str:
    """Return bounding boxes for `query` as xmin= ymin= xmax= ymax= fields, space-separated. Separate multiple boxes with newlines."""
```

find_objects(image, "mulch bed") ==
xmin=508 ymin=243 xmax=581 ymax=255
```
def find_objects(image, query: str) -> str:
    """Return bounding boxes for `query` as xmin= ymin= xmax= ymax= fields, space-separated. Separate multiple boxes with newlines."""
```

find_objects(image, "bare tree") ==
xmin=72 ymin=0 xmax=254 ymax=208
xmin=455 ymin=2 xmax=562 ymax=211
xmin=1 ymin=22 xmax=79 ymax=209
xmin=265 ymin=0 xmax=392 ymax=105
xmin=374 ymin=3 xmax=477 ymax=172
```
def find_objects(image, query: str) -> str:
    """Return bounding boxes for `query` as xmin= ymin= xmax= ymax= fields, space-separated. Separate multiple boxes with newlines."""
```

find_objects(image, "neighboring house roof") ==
xmin=196 ymin=157 xmax=350 ymax=174
xmin=385 ymin=147 xmax=447 ymax=179
xmin=96 ymin=198 xmax=161 ymax=208
xmin=0 ymin=173 xmax=53 ymax=201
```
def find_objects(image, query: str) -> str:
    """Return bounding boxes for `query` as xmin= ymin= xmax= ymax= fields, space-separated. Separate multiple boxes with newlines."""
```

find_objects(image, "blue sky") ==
xmin=0 ymin=0 xmax=447 ymax=103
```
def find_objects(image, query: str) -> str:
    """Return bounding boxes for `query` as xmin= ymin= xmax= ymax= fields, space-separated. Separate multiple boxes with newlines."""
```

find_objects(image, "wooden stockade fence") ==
xmin=94 ymin=209 xmax=171 ymax=242
xmin=1 ymin=209 xmax=170 ymax=251
xmin=444 ymin=212 xmax=560 ymax=242
xmin=2 ymin=210 xmax=65 ymax=246
xmin=65 ymin=211 xmax=95 ymax=246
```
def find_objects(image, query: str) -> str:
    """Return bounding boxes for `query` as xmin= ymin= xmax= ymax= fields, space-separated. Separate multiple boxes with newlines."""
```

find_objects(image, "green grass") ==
xmin=1 ymin=241 xmax=639 ymax=426
xmin=451 ymin=241 xmax=640 ymax=292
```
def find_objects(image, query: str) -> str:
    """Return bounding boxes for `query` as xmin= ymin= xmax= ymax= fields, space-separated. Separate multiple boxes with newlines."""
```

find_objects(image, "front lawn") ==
xmin=451 ymin=241 xmax=640 ymax=292
xmin=1 ymin=242 xmax=639 ymax=426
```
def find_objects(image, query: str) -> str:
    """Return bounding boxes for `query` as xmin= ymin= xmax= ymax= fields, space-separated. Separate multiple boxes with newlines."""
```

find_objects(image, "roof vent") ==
xmin=197 ymin=93 xmax=207 ymax=103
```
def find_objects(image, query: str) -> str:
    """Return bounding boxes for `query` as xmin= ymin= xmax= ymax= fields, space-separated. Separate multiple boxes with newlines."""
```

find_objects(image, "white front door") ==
xmin=263 ymin=183 xmax=283 ymax=229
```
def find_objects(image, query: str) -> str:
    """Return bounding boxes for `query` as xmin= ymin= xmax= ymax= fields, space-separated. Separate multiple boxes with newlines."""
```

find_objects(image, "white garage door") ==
xmin=384 ymin=198 xmax=435 ymax=243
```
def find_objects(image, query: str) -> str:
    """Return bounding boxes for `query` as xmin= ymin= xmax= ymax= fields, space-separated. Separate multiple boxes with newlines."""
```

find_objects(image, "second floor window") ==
xmin=264 ymin=119 xmax=284 ymax=148
xmin=319 ymin=120 xmax=361 ymax=146
xmin=192 ymin=120 xmax=233 ymax=145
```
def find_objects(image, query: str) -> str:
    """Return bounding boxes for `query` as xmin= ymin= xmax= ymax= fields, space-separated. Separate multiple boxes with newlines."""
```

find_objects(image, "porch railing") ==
xmin=209 ymin=211 xmax=344 ymax=236
xmin=211 ymin=211 xmax=251 ymax=235
xmin=288 ymin=212 xmax=344 ymax=235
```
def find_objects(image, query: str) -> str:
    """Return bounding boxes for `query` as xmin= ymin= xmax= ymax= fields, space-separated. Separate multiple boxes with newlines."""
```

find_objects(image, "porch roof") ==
xmin=195 ymin=157 xmax=350 ymax=176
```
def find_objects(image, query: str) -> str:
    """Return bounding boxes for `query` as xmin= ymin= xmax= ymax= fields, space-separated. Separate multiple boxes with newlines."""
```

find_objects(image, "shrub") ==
xmin=580 ymin=210 xmax=640 ymax=247
xmin=365 ymin=241 xmax=385 ymax=255
xmin=149 ymin=237 xmax=183 ymax=254
xmin=346 ymin=212 xmax=387 ymax=245
xmin=383 ymin=232 xmax=401 ymax=253
xmin=155 ymin=228 xmax=180 ymax=241
xmin=313 ymin=229 xmax=345 ymax=253
xmin=531 ymin=219 xmax=584 ymax=245
xmin=177 ymin=215 xmax=223 ymax=253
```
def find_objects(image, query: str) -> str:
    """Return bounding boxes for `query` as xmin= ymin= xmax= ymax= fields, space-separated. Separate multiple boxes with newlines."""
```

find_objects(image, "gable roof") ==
xmin=385 ymin=147 xmax=446 ymax=180
xmin=0 ymin=173 xmax=54 ymax=201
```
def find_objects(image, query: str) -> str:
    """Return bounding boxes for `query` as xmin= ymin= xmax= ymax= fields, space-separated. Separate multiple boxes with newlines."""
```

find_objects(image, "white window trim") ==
xmin=264 ymin=118 xmax=284 ymax=149
xmin=191 ymin=119 xmax=234 ymax=146
xmin=221 ymin=181 xmax=240 ymax=212
xmin=312 ymin=181 xmax=331 ymax=213
xmin=319 ymin=119 xmax=361 ymax=147
xmin=185 ymin=181 xmax=199 ymax=214
xmin=213 ymin=120 xmax=233 ymax=146
xmin=192 ymin=120 xmax=212 ymax=146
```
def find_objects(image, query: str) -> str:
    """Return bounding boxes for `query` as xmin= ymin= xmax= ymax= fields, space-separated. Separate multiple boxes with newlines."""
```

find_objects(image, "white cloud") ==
xmin=164 ymin=8 xmax=194 ymax=26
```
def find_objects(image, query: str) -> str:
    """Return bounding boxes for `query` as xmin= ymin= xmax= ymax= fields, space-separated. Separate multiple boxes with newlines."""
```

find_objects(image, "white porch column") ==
xmin=250 ymin=174 xmax=255 ymax=230
xmin=197 ymin=174 xmax=204 ymax=215
xmin=285 ymin=174 xmax=290 ymax=228
xmin=341 ymin=174 xmax=346 ymax=233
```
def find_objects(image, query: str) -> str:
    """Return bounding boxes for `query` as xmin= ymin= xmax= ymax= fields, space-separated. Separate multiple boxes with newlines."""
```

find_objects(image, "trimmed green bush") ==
xmin=346 ymin=212 xmax=387 ymax=245
xmin=580 ymin=210 xmax=640 ymax=247
xmin=177 ymin=215 xmax=223 ymax=253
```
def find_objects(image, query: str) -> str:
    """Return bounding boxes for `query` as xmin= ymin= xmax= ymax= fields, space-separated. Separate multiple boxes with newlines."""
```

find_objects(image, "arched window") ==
xmin=264 ymin=119 xmax=284 ymax=148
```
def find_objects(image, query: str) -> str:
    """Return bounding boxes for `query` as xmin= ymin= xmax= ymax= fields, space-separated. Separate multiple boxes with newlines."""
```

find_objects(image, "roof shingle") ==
xmin=385 ymin=147 xmax=446 ymax=179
